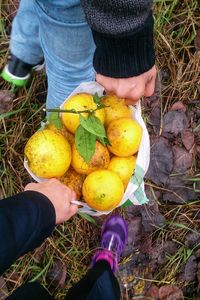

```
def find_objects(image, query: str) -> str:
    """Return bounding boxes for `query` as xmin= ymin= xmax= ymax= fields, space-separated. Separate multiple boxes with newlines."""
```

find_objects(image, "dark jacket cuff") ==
xmin=92 ymin=14 xmax=155 ymax=78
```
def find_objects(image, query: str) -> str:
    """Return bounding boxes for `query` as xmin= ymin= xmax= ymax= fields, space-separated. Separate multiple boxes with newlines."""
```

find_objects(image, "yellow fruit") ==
xmin=61 ymin=93 xmax=105 ymax=133
xmin=25 ymin=129 xmax=71 ymax=178
xmin=107 ymin=118 xmax=142 ymax=156
xmin=82 ymin=170 xmax=124 ymax=211
xmin=71 ymin=141 xmax=110 ymax=175
xmin=60 ymin=168 xmax=86 ymax=200
xmin=108 ymin=156 xmax=136 ymax=188
xmin=47 ymin=123 xmax=75 ymax=145
xmin=101 ymin=95 xmax=132 ymax=127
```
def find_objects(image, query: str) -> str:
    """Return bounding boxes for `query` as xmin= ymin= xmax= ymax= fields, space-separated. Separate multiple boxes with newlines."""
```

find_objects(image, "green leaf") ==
xmin=78 ymin=212 xmax=97 ymax=224
xmin=80 ymin=114 xmax=106 ymax=138
xmin=47 ymin=111 xmax=62 ymax=129
xmin=97 ymin=136 xmax=111 ymax=146
xmin=93 ymin=92 xmax=101 ymax=105
xmin=75 ymin=125 xmax=96 ymax=163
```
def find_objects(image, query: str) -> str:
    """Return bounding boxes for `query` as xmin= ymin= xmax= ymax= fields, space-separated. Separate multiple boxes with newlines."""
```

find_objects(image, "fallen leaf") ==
xmin=122 ymin=216 xmax=142 ymax=257
xmin=32 ymin=241 xmax=47 ymax=263
xmin=163 ymin=111 xmax=189 ymax=136
xmin=185 ymin=233 xmax=200 ymax=249
xmin=194 ymin=29 xmax=200 ymax=52
xmin=145 ymin=284 xmax=159 ymax=299
xmin=159 ymin=285 xmax=183 ymax=299
xmin=170 ymin=101 xmax=186 ymax=112
xmin=145 ymin=137 xmax=173 ymax=185
xmin=172 ymin=145 xmax=193 ymax=173
xmin=46 ymin=260 xmax=67 ymax=288
xmin=163 ymin=176 xmax=197 ymax=204
xmin=139 ymin=199 xmax=166 ymax=233
xmin=0 ymin=90 xmax=15 ymax=114
xmin=197 ymin=262 xmax=200 ymax=288
xmin=149 ymin=107 xmax=161 ymax=134
xmin=151 ymin=240 xmax=178 ymax=271
xmin=195 ymin=130 xmax=200 ymax=145
xmin=184 ymin=255 xmax=197 ymax=282
xmin=181 ymin=130 xmax=195 ymax=151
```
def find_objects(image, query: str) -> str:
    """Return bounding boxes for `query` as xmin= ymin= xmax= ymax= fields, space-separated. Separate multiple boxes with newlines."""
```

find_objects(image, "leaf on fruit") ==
xmin=93 ymin=93 xmax=101 ymax=105
xmin=47 ymin=111 xmax=62 ymax=129
xmin=93 ymin=93 xmax=107 ymax=109
xmin=97 ymin=136 xmax=111 ymax=146
xmin=80 ymin=114 xmax=106 ymax=138
xmin=75 ymin=125 xmax=96 ymax=163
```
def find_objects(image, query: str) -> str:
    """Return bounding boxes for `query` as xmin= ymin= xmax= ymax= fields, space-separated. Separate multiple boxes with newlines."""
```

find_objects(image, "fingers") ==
xmin=96 ymin=65 xmax=157 ymax=103
xmin=68 ymin=204 xmax=79 ymax=219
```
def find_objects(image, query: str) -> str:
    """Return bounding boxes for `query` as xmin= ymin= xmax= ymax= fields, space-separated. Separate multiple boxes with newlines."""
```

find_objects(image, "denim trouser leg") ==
xmin=10 ymin=0 xmax=95 ymax=108
xmin=10 ymin=0 xmax=43 ymax=65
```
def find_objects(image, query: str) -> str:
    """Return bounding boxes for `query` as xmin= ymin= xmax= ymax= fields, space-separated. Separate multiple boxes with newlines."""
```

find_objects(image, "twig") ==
xmin=44 ymin=107 xmax=103 ymax=114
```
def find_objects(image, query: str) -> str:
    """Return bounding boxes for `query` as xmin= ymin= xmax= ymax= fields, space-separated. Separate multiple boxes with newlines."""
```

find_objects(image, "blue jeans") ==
xmin=10 ymin=0 xmax=95 ymax=108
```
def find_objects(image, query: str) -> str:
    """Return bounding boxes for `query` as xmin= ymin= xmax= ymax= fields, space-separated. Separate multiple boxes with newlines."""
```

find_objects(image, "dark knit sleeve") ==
xmin=81 ymin=0 xmax=155 ymax=77
xmin=0 ymin=191 xmax=56 ymax=275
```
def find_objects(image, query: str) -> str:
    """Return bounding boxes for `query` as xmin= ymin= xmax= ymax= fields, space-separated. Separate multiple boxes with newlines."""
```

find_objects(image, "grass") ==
xmin=0 ymin=0 xmax=200 ymax=299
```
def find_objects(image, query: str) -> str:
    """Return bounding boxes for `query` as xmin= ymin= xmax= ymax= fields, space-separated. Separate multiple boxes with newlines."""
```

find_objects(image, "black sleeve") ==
xmin=92 ymin=14 xmax=155 ymax=77
xmin=0 ymin=191 xmax=56 ymax=275
xmin=81 ymin=1 xmax=155 ymax=77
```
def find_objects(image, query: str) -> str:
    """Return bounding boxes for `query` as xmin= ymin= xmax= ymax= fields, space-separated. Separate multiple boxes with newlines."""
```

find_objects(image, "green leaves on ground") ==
xmin=47 ymin=111 xmax=62 ymax=129
xmin=78 ymin=212 xmax=97 ymax=224
xmin=75 ymin=125 xmax=96 ymax=164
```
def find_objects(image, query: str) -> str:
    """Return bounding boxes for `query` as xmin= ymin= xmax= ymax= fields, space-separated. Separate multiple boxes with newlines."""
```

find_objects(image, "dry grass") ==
xmin=0 ymin=0 xmax=200 ymax=299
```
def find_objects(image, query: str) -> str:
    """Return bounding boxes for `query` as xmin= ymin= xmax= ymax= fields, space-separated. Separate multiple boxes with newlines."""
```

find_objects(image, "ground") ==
xmin=0 ymin=1 xmax=200 ymax=299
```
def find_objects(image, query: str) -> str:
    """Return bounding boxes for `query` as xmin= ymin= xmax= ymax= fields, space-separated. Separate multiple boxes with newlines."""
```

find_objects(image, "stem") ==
xmin=44 ymin=107 xmax=103 ymax=114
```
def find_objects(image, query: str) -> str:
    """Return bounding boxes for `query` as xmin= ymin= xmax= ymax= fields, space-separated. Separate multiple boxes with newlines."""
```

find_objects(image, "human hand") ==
xmin=24 ymin=179 xmax=78 ymax=224
xmin=96 ymin=65 xmax=157 ymax=105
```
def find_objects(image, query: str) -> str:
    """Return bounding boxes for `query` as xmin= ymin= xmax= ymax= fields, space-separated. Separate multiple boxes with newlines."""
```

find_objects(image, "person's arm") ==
xmin=81 ymin=0 xmax=156 ymax=102
xmin=0 ymin=179 xmax=77 ymax=276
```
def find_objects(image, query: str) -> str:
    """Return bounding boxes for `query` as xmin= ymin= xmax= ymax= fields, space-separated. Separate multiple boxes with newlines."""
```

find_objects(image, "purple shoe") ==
xmin=92 ymin=215 xmax=128 ymax=273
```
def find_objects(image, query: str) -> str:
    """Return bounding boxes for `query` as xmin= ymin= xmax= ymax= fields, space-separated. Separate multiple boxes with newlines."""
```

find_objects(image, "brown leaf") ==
xmin=159 ymin=285 xmax=183 ymax=300
xmin=122 ymin=216 xmax=142 ymax=257
xmin=170 ymin=101 xmax=186 ymax=112
xmin=163 ymin=111 xmax=189 ymax=136
xmin=0 ymin=90 xmax=15 ymax=114
xmin=172 ymin=145 xmax=193 ymax=173
xmin=185 ymin=233 xmax=200 ymax=249
xmin=197 ymin=262 xmax=200 ymax=289
xmin=184 ymin=255 xmax=197 ymax=282
xmin=151 ymin=241 xmax=178 ymax=271
xmin=146 ymin=137 xmax=173 ymax=185
xmin=163 ymin=176 xmax=197 ymax=204
xmin=145 ymin=284 xmax=159 ymax=299
xmin=46 ymin=260 xmax=67 ymax=288
xmin=149 ymin=107 xmax=161 ymax=134
xmin=181 ymin=130 xmax=195 ymax=151
xmin=139 ymin=199 xmax=166 ymax=233
xmin=194 ymin=29 xmax=200 ymax=52
xmin=32 ymin=241 xmax=47 ymax=263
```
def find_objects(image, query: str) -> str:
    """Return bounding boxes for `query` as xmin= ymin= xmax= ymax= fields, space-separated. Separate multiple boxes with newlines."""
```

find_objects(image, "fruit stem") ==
xmin=44 ymin=107 xmax=103 ymax=114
